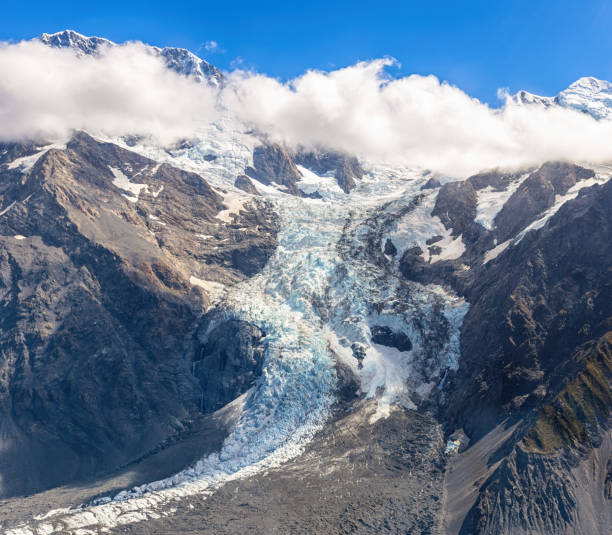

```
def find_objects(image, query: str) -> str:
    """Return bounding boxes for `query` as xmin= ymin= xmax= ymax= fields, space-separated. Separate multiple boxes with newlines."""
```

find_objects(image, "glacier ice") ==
xmin=11 ymin=132 xmax=470 ymax=535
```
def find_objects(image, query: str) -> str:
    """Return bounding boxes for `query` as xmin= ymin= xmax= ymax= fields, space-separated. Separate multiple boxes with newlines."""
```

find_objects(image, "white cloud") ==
xmin=0 ymin=40 xmax=219 ymax=144
xmin=3 ymin=40 xmax=612 ymax=177
xmin=202 ymin=40 xmax=223 ymax=53
xmin=224 ymin=59 xmax=612 ymax=176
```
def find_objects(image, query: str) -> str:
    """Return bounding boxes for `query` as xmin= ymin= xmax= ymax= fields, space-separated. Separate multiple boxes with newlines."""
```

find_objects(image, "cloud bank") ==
xmin=3 ymin=39 xmax=612 ymax=176
xmin=0 ymin=40 xmax=218 ymax=144
xmin=225 ymin=59 xmax=612 ymax=175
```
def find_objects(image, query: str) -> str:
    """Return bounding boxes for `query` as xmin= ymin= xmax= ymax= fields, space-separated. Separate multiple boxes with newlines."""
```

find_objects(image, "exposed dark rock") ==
xmin=194 ymin=319 xmax=266 ymax=412
xmin=421 ymin=177 xmax=441 ymax=190
xmin=399 ymin=246 xmax=427 ymax=278
xmin=431 ymin=180 xmax=479 ymax=241
xmin=294 ymin=150 xmax=364 ymax=193
xmin=0 ymin=141 xmax=43 ymax=166
xmin=537 ymin=160 xmax=594 ymax=194
xmin=234 ymin=174 xmax=260 ymax=195
xmin=334 ymin=359 xmax=361 ymax=404
xmin=351 ymin=342 xmax=367 ymax=367
xmin=384 ymin=238 xmax=397 ymax=256
xmin=370 ymin=325 xmax=413 ymax=352
xmin=428 ymin=245 xmax=442 ymax=256
xmin=299 ymin=189 xmax=324 ymax=199
xmin=447 ymin=178 xmax=612 ymax=441
xmin=246 ymin=143 xmax=303 ymax=195
xmin=426 ymin=235 xmax=444 ymax=245
xmin=467 ymin=169 xmax=524 ymax=191
xmin=494 ymin=162 xmax=594 ymax=242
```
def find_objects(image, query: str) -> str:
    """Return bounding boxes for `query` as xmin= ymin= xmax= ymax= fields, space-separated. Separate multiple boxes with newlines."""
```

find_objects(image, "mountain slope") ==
xmin=0 ymin=131 xmax=278 ymax=498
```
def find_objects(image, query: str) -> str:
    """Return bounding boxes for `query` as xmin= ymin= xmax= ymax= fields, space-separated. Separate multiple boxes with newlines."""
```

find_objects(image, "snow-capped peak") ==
xmin=512 ymin=76 xmax=612 ymax=120
xmin=40 ymin=29 xmax=113 ymax=55
xmin=557 ymin=76 xmax=612 ymax=119
xmin=512 ymin=90 xmax=556 ymax=107
xmin=38 ymin=29 xmax=224 ymax=87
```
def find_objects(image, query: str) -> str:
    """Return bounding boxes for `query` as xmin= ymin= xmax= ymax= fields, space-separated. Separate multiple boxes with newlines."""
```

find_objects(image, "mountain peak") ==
xmin=38 ymin=29 xmax=224 ymax=87
xmin=512 ymin=75 xmax=612 ymax=119
xmin=557 ymin=76 xmax=612 ymax=119
xmin=39 ymin=29 xmax=113 ymax=55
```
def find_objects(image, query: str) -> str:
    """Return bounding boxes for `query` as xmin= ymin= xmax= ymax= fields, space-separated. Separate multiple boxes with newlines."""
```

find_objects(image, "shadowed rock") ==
xmin=194 ymin=319 xmax=265 ymax=412
xmin=234 ymin=174 xmax=260 ymax=195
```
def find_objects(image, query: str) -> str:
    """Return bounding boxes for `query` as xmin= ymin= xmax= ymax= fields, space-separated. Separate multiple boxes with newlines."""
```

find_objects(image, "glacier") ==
xmin=8 ymin=127 xmax=469 ymax=534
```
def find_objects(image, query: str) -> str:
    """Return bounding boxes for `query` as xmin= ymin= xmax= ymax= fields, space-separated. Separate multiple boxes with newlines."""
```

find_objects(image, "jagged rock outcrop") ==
xmin=370 ymin=325 xmax=412 ymax=352
xmin=245 ymin=144 xmax=365 ymax=196
xmin=421 ymin=176 xmax=441 ymax=190
xmin=234 ymin=174 xmax=260 ymax=195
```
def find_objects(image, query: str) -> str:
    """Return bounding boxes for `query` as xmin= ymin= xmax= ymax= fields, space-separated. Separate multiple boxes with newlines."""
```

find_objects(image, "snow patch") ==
xmin=516 ymin=174 xmax=609 ymax=242
xmin=147 ymin=214 xmax=166 ymax=225
xmin=150 ymin=185 xmax=164 ymax=198
xmin=296 ymin=165 xmax=344 ymax=198
xmin=216 ymin=191 xmax=246 ymax=223
xmin=474 ymin=173 xmax=529 ymax=230
xmin=483 ymin=239 xmax=511 ymax=264
xmin=384 ymin=191 xmax=465 ymax=264
xmin=108 ymin=166 xmax=149 ymax=202
xmin=0 ymin=201 xmax=16 ymax=216
xmin=6 ymin=143 xmax=66 ymax=172
xmin=189 ymin=275 xmax=225 ymax=298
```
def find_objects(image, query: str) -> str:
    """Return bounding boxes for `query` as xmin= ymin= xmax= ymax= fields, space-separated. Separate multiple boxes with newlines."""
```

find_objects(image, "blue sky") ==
xmin=2 ymin=0 xmax=612 ymax=105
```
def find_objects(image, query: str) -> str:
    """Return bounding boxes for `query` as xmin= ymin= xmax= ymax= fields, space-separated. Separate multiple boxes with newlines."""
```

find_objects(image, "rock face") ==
xmin=245 ymin=144 xmax=365 ymax=195
xmin=401 ymin=169 xmax=611 ymax=535
xmin=246 ymin=144 xmax=304 ymax=196
xmin=431 ymin=180 xmax=480 ymax=243
xmin=370 ymin=325 xmax=412 ymax=352
xmin=494 ymin=162 xmax=594 ymax=242
xmin=386 ymin=159 xmax=612 ymax=534
xmin=0 ymin=132 xmax=278 ymax=498
xmin=294 ymin=150 xmax=364 ymax=193
xmin=448 ymin=177 xmax=612 ymax=439
xmin=194 ymin=319 xmax=265 ymax=412
xmin=234 ymin=174 xmax=260 ymax=195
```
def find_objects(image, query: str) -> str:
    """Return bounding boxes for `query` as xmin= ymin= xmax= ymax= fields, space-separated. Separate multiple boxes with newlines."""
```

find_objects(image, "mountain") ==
xmin=0 ymin=131 xmax=278 ymax=499
xmin=0 ymin=31 xmax=610 ymax=535
xmin=513 ymin=76 xmax=612 ymax=119
xmin=39 ymin=29 xmax=225 ymax=86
